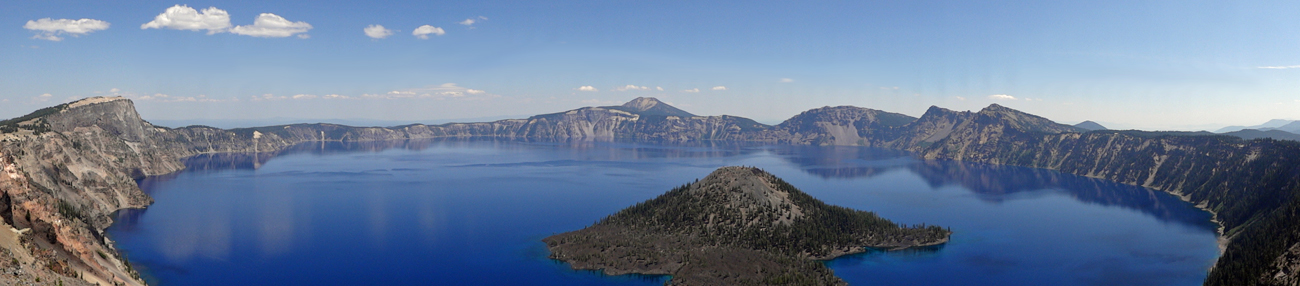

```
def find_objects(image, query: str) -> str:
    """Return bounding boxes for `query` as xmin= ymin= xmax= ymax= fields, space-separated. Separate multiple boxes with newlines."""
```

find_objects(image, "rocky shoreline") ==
xmin=1 ymin=96 xmax=1297 ymax=285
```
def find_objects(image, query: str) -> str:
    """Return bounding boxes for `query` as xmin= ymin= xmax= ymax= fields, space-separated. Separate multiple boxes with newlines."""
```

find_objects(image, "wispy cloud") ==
xmin=955 ymin=96 xmax=966 ymax=101
xmin=24 ymin=18 xmax=110 ymax=41
xmin=364 ymin=24 xmax=393 ymax=39
xmin=577 ymin=86 xmax=598 ymax=92
xmin=615 ymin=85 xmax=650 ymax=91
xmin=459 ymin=16 xmax=488 ymax=26
xmin=92 ymin=87 xmax=229 ymax=102
xmin=362 ymin=83 xmax=496 ymax=100
xmin=711 ymin=86 xmax=727 ymax=91
xmin=779 ymin=78 xmax=794 ymax=83
xmin=413 ymin=25 xmax=445 ymax=39
xmin=31 ymin=93 xmax=54 ymax=102
xmin=1258 ymin=65 xmax=1300 ymax=69
xmin=682 ymin=88 xmax=700 ymax=93
xmin=580 ymin=99 xmax=621 ymax=105
xmin=988 ymin=94 xmax=1016 ymax=100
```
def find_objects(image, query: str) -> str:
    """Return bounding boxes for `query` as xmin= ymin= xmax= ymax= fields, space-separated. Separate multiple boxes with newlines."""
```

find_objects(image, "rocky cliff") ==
xmin=2 ymin=95 xmax=1297 ymax=285
xmin=543 ymin=166 xmax=949 ymax=286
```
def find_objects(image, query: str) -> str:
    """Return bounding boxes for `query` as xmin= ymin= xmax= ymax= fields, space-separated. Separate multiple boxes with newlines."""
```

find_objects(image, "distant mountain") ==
xmin=6 ymin=96 xmax=1300 ymax=286
xmin=1074 ymin=120 xmax=1107 ymax=131
xmin=604 ymin=97 xmax=696 ymax=117
xmin=1223 ymin=129 xmax=1300 ymax=141
xmin=1215 ymin=119 xmax=1295 ymax=133
xmin=544 ymin=166 xmax=948 ymax=285
xmin=1276 ymin=121 xmax=1300 ymax=134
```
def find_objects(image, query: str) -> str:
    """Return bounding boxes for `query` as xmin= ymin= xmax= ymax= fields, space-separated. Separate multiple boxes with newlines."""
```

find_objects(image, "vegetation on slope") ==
xmin=545 ymin=167 xmax=949 ymax=286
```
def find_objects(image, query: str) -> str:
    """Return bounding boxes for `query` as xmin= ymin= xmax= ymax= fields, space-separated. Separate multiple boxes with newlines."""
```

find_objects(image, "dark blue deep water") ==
xmin=107 ymin=140 xmax=1220 ymax=285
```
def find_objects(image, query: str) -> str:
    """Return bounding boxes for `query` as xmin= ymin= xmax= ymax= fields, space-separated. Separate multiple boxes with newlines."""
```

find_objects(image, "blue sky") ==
xmin=3 ymin=0 xmax=1299 ymax=130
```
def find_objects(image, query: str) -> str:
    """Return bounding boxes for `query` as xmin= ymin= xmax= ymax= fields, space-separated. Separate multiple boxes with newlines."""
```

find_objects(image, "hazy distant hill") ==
xmin=1073 ymin=120 xmax=1107 ymax=131
xmin=1275 ymin=121 xmax=1300 ymax=134
xmin=1215 ymin=119 xmax=1295 ymax=133
xmin=1223 ymin=129 xmax=1300 ymax=141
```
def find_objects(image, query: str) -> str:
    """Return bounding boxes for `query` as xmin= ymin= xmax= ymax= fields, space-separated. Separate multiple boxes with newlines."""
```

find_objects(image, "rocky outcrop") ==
xmin=2 ymin=95 xmax=1297 ymax=285
xmin=544 ymin=167 xmax=949 ymax=286
xmin=610 ymin=97 xmax=696 ymax=117
xmin=753 ymin=106 xmax=916 ymax=146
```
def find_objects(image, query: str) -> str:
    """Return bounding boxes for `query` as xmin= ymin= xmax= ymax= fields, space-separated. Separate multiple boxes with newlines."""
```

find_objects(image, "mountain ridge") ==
xmin=1 ymin=96 xmax=1298 ymax=285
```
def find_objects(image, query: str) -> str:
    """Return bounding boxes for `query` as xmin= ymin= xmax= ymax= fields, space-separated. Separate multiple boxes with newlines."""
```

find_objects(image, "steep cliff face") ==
xmin=913 ymin=112 xmax=1300 ymax=286
xmin=3 ymin=96 xmax=1297 ymax=285
xmin=889 ymin=106 xmax=973 ymax=148
xmin=0 ymin=97 xmax=282 ymax=286
xmin=760 ymin=106 xmax=916 ymax=146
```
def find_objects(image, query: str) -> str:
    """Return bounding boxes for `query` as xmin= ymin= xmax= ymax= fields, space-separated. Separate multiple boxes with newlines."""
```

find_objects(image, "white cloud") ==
xmin=364 ymin=24 xmax=392 ymax=39
xmin=577 ymin=86 xmax=598 ymax=92
xmin=656 ymin=86 xmax=663 ymax=91
xmin=412 ymin=25 xmax=445 ymax=39
xmin=297 ymin=34 xmax=310 ymax=39
xmin=1258 ymin=65 xmax=1300 ymax=69
xmin=292 ymin=94 xmax=318 ymax=99
xmin=711 ymin=86 xmax=727 ymax=91
xmin=230 ymin=13 xmax=312 ymax=38
xmin=364 ymin=83 xmax=495 ymax=100
xmin=141 ymin=5 xmax=231 ymax=34
xmin=988 ymin=94 xmax=1016 ymax=100
xmin=779 ymin=78 xmax=794 ymax=83
xmin=251 ymin=94 xmax=287 ymax=101
xmin=323 ymin=94 xmax=351 ymax=99
xmin=615 ymin=85 xmax=650 ymax=91
xmin=955 ymin=96 xmax=966 ymax=101
xmin=458 ymin=19 xmax=476 ymax=26
xmin=682 ymin=88 xmax=700 ymax=93
xmin=880 ymin=86 xmax=899 ymax=90
xmin=580 ymin=99 xmax=621 ymax=105
xmin=24 ymin=18 xmax=110 ymax=41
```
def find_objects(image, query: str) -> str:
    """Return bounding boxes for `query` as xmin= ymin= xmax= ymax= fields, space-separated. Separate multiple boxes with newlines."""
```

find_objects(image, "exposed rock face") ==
xmin=757 ymin=106 xmax=916 ymax=146
xmin=611 ymin=97 xmax=696 ymax=117
xmin=2 ymin=95 xmax=1297 ymax=285
xmin=543 ymin=167 xmax=950 ymax=286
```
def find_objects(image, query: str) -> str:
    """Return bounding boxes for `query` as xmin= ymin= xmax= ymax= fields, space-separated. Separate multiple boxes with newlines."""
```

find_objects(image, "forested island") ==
xmin=543 ymin=166 xmax=950 ymax=285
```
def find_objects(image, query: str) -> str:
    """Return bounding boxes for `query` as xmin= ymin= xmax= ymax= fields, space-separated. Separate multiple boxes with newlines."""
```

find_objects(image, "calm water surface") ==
xmin=107 ymin=140 xmax=1220 ymax=285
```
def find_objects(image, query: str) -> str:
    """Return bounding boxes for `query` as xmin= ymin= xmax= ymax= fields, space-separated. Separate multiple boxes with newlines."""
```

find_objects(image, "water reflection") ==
xmin=109 ymin=139 xmax=1217 ymax=286
xmin=760 ymin=145 xmax=1216 ymax=232
xmin=153 ymin=139 xmax=1215 ymax=233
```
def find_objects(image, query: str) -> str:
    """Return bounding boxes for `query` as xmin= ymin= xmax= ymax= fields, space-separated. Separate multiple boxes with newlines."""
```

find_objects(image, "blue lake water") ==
xmin=107 ymin=140 xmax=1220 ymax=285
